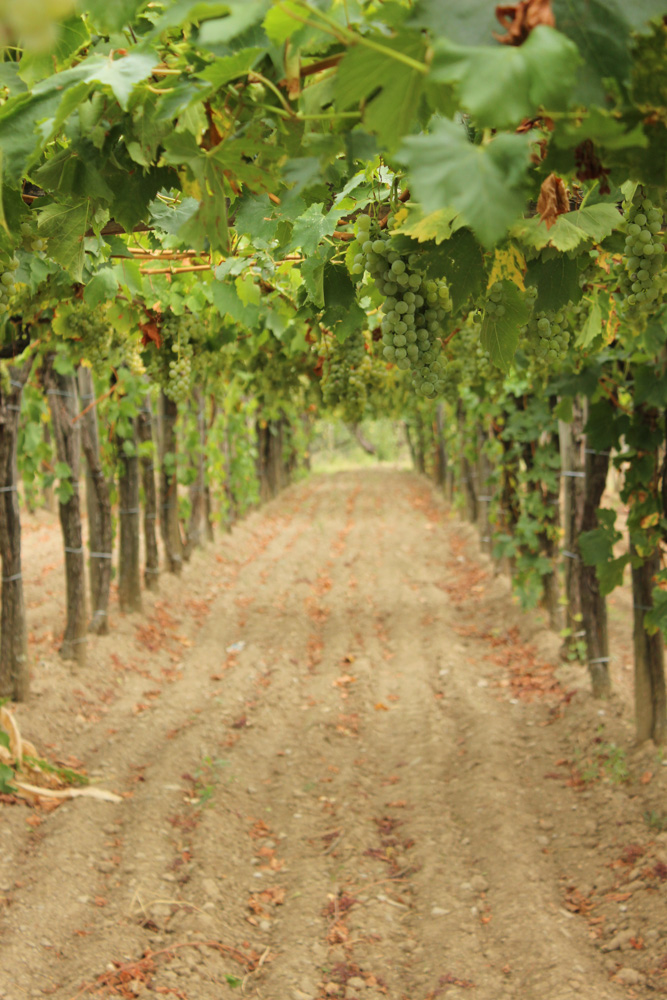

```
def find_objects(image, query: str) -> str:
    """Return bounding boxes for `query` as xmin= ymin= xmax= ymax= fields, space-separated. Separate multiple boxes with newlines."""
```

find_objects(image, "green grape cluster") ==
xmin=351 ymin=215 xmax=451 ymax=398
xmin=246 ymin=337 xmax=302 ymax=401
xmin=473 ymin=341 xmax=494 ymax=383
xmin=484 ymin=281 xmax=507 ymax=319
xmin=20 ymin=221 xmax=46 ymax=255
xmin=0 ymin=257 xmax=20 ymax=318
xmin=126 ymin=340 xmax=146 ymax=377
xmin=146 ymin=312 xmax=205 ymax=404
xmin=453 ymin=310 xmax=494 ymax=393
xmin=440 ymin=358 xmax=464 ymax=403
xmin=535 ymin=309 xmax=570 ymax=362
xmin=617 ymin=190 xmax=665 ymax=310
xmin=57 ymin=300 xmax=112 ymax=370
xmin=521 ymin=300 xmax=571 ymax=370
xmin=321 ymin=328 xmax=367 ymax=423
xmin=166 ymin=347 xmax=192 ymax=405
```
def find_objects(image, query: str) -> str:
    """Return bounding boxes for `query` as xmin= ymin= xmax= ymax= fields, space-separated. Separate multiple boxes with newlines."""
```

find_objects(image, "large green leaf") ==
xmin=81 ymin=0 xmax=147 ymax=33
xmin=286 ymin=203 xmax=346 ymax=257
xmin=551 ymin=0 xmax=664 ymax=103
xmin=430 ymin=27 xmax=580 ymax=128
xmin=335 ymin=34 xmax=427 ymax=150
xmin=422 ymin=228 xmax=485 ymax=313
xmin=82 ymin=50 xmax=157 ymax=111
xmin=525 ymin=255 xmax=582 ymax=313
xmin=197 ymin=0 xmax=272 ymax=46
xmin=399 ymin=120 xmax=532 ymax=247
xmin=209 ymin=279 xmax=260 ymax=327
xmin=408 ymin=0 xmax=498 ymax=44
xmin=198 ymin=48 xmax=263 ymax=89
xmin=84 ymin=267 xmax=119 ymax=308
xmin=37 ymin=200 xmax=92 ymax=281
xmin=512 ymin=203 xmax=621 ymax=252
xmin=575 ymin=291 xmax=603 ymax=348
xmin=579 ymin=509 xmax=629 ymax=595
xmin=646 ymin=588 xmax=667 ymax=637
xmin=0 ymin=761 xmax=16 ymax=794
xmin=0 ymin=50 xmax=156 ymax=183
xmin=481 ymin=280 xmax=530 ymax=372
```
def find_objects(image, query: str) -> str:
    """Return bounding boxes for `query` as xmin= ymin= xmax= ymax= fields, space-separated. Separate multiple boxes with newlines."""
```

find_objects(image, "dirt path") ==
xmin=1 ymin=470 xmax=666 ymax=1000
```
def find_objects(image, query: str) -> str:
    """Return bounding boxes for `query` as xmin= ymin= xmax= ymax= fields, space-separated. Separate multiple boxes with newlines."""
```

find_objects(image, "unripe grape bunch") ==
xmin=55 ymin=299 xmax=113 ymax=370
xmin=321 ymin=328 xmax=368 ymax=423
xmin=617 ymin=189 xmax=665 ymax=312
xmin=0 ymin=219 xmax=46 ymax=319
xmin=519 ymin=285 xmax=571 ymax=372
xmin=351 ymin=215 xmax=451 ymax=398
xmin=0 ymin=256 xmax=20 ymax=318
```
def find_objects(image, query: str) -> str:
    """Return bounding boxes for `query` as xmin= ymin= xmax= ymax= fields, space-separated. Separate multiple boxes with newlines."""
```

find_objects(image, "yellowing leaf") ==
xmin=487 ymin=245 xmax=526 ymax=290
xmin=397 ymin=206 xmax=459 ymax=244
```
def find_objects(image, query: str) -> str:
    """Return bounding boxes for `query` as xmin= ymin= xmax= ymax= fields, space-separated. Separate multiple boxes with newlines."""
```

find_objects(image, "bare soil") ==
xmin=1 ymin=469 xmax=666 ymax=1000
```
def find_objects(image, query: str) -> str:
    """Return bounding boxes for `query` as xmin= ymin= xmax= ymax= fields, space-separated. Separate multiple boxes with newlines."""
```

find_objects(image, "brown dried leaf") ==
xmin=495 ymin=0 xmax=555 ymax=45
xmin=537 ymin=173 xmax=569 ymax=229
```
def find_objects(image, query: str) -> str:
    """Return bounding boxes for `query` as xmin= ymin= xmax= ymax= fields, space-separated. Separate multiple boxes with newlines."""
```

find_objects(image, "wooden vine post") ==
xmin=183 ymin=385 xmax=206 ymax=560
xmin=77 ymin=367 xmax=112 ymax=635
xmin=578 ymin=446 xmax=611 ymax=699
xmin=137 ymin=397 xmax=160 ymax=591
xmin=158 ymin=390 xmax=184 ymax=574
xmin=45 ymin=358 xmax=87 ymax=666
xmin=117 ymin=403 xmax=142 ymax=614
xmin=631 ymin=542 xmax=666 ymax=744
xmin=0 ymin=357 xmax=33 ymax=700
xmin=559 ymin=399 xmax=586 ymax=641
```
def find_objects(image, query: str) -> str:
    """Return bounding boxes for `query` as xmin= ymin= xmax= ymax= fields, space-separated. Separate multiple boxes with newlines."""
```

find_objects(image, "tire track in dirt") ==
xmin=0 ymin=470 xmax=646 ymax=999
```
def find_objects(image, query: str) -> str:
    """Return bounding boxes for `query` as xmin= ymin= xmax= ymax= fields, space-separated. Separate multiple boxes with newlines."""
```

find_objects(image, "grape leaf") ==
xmin=209 ymin=280 xmax=260 ymax=328
xmin=328 ymin=301 xmax=367 ymax=343
xmin=408 ymin=0 xmax=498 ymax=44
xmin=526 ymin=255 xmax=582 ymax=313
xmin=197 ymin=0 xmax=272 ymax=46
xmin=286 ymin=203 xmax=346 ymax=257
xmin=430 ymin=27 xmax=580 ymax=128
xmin=84 ymin=267 xmax=119 ymax=308
xmin=37 ymin=201 xmax=92 ymax=281
xmin=301 ymin=252 xmax=326 ymax=308
xmin=579 ymin=509 xmax=628 ymax=595
xmin=481 ymin=280 xmax=530 ymax=372
xmin=198 ymin=48 xmax=263 ymax=89
xmin=395 ymin=207 xmax=460 ymax=244
xmin=82 ymin=0 xmax=148 ymax=33
xmin=576 ymin=291 xmax=603 ymax=348
xmin=646 ymin=587 xmax=667 ymax=637
xmin=425 ymin=228 xmax=485 ymax=313
xmin=335 ymin=35 xmax=427 ymax=150
xmin=0 ymin=762 xmax=15 ymax=794
xmin=83 ymin=50 xmax=158 ymax=112
xmin=399 ymin=120 xmax=532 ymax=247
xmin=551 ymin=0 xmax=664 ymax=103
xmin=512 ymin=203 xmax=621 ymax=252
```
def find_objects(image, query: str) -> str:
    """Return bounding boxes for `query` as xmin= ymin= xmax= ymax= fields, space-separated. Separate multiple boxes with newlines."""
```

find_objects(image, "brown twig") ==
xmin=299 ymin=54 xmax=344 ymax=78
xmin=598 ymin=377 xmax=631 ymax=415
xmin=86 ymin=221 xmax=154 ymax=238
xmin=71 ymin=383 xmax=120 ymax=424
xmin=140 ymin=263 xmax=213 ymax=275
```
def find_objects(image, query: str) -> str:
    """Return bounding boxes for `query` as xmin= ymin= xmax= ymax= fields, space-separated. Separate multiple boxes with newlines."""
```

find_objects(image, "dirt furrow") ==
xmin=0 ymin=469 xmax=665 ymax=1000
